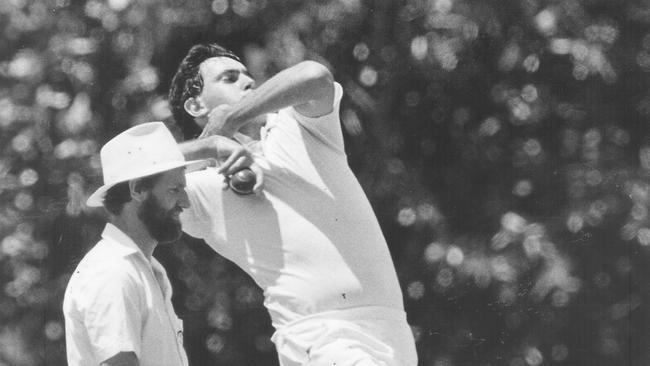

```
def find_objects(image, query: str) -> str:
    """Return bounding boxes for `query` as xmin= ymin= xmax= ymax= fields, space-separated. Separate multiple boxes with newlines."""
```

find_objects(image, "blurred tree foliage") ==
xmin=0 ymin=0 xmax=649 ymax=365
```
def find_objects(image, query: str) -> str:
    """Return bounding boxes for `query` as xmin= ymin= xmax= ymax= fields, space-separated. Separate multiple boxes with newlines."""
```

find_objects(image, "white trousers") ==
xmin=271 ymin=306 xmax=418 ymax=366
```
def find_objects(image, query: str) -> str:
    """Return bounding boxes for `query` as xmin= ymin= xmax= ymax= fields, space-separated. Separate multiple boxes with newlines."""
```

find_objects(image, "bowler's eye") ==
xmin=220 ymin=71 xmax=239 ymax=83
xmin=169 ymin=187 xmax=180 ymax=194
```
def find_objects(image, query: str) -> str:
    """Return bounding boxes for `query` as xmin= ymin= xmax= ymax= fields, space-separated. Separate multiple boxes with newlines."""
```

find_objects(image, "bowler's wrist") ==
xmin=209 ymin=135 xmax=242 ymax=160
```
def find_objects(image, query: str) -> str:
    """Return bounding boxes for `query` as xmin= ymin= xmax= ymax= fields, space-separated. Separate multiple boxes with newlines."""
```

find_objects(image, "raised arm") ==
xmin=201 ymin=61 xmax=335 ymax=138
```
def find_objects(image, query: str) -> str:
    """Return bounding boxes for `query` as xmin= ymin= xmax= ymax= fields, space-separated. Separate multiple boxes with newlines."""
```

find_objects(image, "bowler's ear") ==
xmin=184 ymin=97 xmax=208 ymax=118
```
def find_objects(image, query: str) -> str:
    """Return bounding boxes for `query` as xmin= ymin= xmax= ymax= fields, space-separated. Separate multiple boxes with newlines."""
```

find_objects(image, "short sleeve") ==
xmin=80 ymin=265 xmax=143 ymax=362
xmin=181 ymin=168 xmax=225 ymax=239
xmin=284 ymin=82 xmax=345 ymax=153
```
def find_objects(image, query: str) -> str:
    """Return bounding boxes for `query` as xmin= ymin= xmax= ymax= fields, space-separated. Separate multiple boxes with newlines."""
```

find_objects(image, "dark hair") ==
xmin=168 ymin=43 xmax=241 ymax=141
xmin=102 ymin=173 xmax=162 ymax=215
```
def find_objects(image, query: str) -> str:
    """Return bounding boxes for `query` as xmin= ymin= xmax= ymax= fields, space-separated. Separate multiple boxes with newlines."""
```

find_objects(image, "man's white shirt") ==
xmin=63 ymin=223 xmax=188 ymax=366
xmin=181 ymin=82 xmax=405 ymax=329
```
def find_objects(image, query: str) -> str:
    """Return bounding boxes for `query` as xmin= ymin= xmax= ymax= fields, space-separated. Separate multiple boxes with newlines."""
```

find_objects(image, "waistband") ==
xmin=271 ymin=305 xmax=407 ymax=343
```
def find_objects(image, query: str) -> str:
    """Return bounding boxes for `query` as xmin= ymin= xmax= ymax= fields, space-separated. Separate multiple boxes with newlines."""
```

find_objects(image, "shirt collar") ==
xmin=101 ymin=223 xmax=146 ymax=258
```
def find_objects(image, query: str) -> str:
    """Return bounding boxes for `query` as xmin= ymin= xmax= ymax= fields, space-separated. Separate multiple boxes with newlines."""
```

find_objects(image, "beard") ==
xmin=137 ymin=194 xmax=183 ymax=243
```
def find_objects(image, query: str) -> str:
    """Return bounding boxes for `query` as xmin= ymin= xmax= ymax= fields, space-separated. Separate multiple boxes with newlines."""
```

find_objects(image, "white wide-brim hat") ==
xmin=87 ymin=122 xmax=207 ymax=207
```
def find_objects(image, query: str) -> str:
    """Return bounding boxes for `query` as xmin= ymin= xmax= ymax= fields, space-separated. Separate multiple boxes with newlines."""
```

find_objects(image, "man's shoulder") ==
xmin=183 ymin=165 xmax=267 ymax=215
xmin=65 ymin=241 xmax=142 ymax=311
xmin=71 ymin=240 xmax=139 ymax=281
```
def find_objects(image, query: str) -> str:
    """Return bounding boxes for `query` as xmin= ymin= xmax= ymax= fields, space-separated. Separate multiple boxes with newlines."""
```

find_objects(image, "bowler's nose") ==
xmin=241 ymin=74 xmax=255 ymax=91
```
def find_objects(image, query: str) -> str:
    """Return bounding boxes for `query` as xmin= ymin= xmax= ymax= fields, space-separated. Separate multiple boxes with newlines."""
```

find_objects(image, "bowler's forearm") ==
xmin=221 ymin=61 xmax=334 ymax=136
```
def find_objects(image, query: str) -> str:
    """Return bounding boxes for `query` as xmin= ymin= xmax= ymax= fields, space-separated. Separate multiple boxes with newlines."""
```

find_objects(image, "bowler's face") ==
xmin=197 ymin=57 xmax=255 ymax=113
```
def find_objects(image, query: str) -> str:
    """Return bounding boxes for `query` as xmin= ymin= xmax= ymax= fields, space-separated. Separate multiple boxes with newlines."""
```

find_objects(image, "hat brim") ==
xmin=86 ymin=159 xmax=209 ymax=207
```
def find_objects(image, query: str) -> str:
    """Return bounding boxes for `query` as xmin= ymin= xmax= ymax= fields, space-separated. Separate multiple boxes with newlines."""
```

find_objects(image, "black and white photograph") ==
xmin=0 ymin=0 xmax=647 ymax=365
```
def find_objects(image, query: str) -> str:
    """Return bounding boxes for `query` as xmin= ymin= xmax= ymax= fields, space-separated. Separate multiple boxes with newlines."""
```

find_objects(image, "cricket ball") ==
xmin=229 ymin=168 xmax=256 ymax=195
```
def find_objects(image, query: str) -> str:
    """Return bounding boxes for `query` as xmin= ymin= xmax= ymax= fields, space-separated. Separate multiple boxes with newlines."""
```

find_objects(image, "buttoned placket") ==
xmin=138 ymin=253 xmax=187 ymax=366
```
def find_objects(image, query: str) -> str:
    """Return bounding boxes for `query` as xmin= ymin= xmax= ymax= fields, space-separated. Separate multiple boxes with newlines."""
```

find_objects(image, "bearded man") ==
xmin=63 ymin=122 xmax=202 ymax=366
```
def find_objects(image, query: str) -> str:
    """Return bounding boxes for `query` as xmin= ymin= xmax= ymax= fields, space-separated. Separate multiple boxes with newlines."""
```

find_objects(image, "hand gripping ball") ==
xmin=229 ymin=168 xmax=256 ymax=195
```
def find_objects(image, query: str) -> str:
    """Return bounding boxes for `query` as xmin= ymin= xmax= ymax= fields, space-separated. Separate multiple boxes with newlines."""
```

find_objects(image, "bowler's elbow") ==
xmin=291 ymin=61 xmax=336 ymax=117
xmin=299 ymin=61 xmax=334 ymax=95
xmin=301 ymin=61 xmax=333 ymax=83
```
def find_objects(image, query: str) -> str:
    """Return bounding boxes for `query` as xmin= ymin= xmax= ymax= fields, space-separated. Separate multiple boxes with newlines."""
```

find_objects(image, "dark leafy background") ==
xmin=0 ymin=0 xmax=648 ymax=365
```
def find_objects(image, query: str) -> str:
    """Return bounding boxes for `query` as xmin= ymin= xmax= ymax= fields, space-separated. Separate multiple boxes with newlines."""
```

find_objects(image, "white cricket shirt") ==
xmin=63 ymin=223 xmax=188 ymax=366
xmin=181 ymin=82 xmax=405 ymax=329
